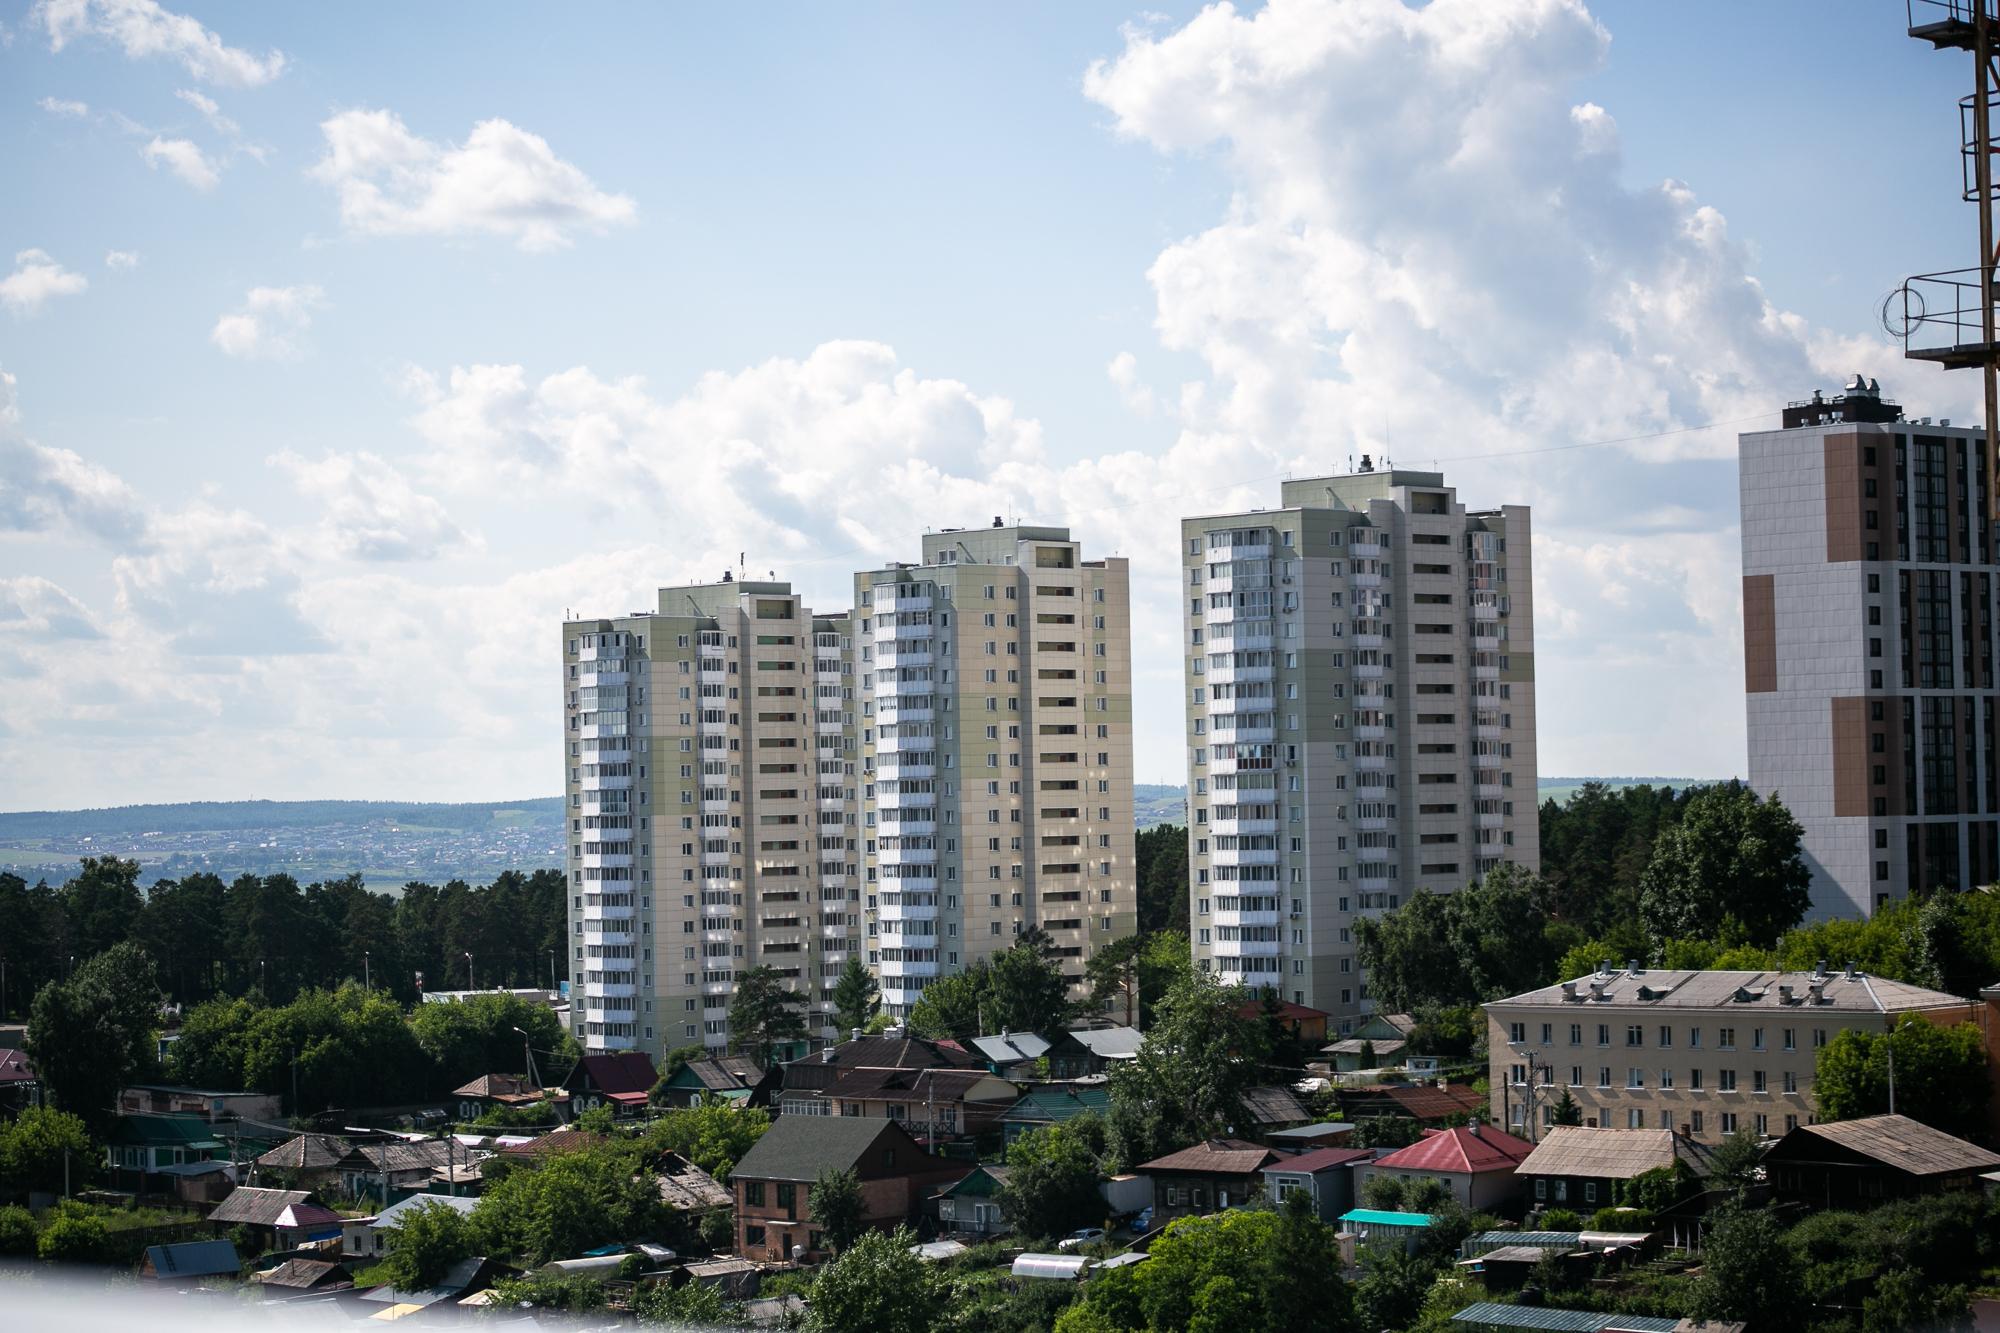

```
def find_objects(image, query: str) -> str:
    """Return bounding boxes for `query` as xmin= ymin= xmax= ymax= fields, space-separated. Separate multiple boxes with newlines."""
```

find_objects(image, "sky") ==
xmin=0 ymin=0 xmax=1981 ymax=810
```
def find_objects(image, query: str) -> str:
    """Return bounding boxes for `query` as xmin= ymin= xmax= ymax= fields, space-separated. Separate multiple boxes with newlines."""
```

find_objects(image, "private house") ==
xmin=560 ymin=1051 xmax=659 ymax=1117
xmin=207 ymin=1187 xmax=342 ymax=1251
xmin=968 ymin=1031 xmax=1052 ymax=1078
xmin=1235 ymin=998 xmax=1331 ymax=1048
xmin=652 ymin=1055 xmax=776 ymax=1109
xmin=1337 ymin=1207 xmax=1434 ymax=1254
xmin=1324 ymin=1013 xmax=1418 ymax=1070
xmin=117 ymin=1084 xmax=282 ymax=1124
xmin=1262 ymin=1147 xmax=1372 ymax=1223
xmin=1339 ymin=1082 xmax=1486 ymax=1125
xmin=1266 ymin=1121 xmax=1357 ymax=1153
xmin=366 ymin=1192 xmax=480 ymax=1259
xmin=0 ymin=1047 xmax=39 ymax=1110
xmin=1044 ymin=1026 xmax=1142 ymax=1081
xmin=1764 ymin=1114 xmax=2000 ymax=1209
xmin=357 ymin=1255 xmax=512 ymax=1314
xmin=1354 ymin=1124 xmax=1534 ymax=1212
xmin=337 ymin=1138 xmax=486 ymax=1203
xmin=1481 ymin=965 xmax=1977 ymax=1141
xmin=997 ymin=1085 xmax=1112 ymax=1144
xmin=777 ymin=1033 xmax=982 ymax=1115
xmin=152 ymin=1159 xmax=240 ymax=1206
xmin=451 ymin=1074 xmax=549 ymax=1122
xmin=1239 ymin=1086 xmax=1311 ymax=1139
xmin=254 ymin=1134 xmax=350 ymax=1189
xmin=139 ymin=1239 xmax=241 ymax=1282
xmin=657 ymin=1151 xmax=732 ymax=1214
xmin=935 ymin=1164 xmax=1013 ymax=1237
xmin=106 ymin=1113 xmax=224 ymax=1178
xmin=819 ymin=1066 xmax=1021 ymax=1142
xmin=729 ymin=1115 xmax=971 ymax=1263
xmin=1514 ymin=1126 xmax=1720 ymax=1213
xmin=1134 ymin=1138 xmax=1280 ymax=1227
xmin=498 ymin=1127 xmax=604 ymax=1163
xmin=255 ymin=1258 xmax=353 ymax=1298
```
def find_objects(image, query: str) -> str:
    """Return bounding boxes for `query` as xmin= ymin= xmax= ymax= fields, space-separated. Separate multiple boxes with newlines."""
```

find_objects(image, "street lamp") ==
xmin=464 ymin=952 xmax=474 ymax=992
xmin=363 ymin=951 xmax=371 ymax=991
xmin=1506 ymin=1041 xmax=1557 ymax=1141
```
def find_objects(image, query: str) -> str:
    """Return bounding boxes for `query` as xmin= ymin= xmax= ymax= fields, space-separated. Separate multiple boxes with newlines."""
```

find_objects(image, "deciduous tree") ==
xmin=1638 ymin=783 xmax=1810 ymax=949
xmin=1001 ymin=1122 xmax=1105 ymax=1240
xmin=808 ymin=1166 xmax=865 ymax=1254
xmin=1815 ymin=1015 xmax=1990 ymax=1140
xmin=804 ymin=1225 xmax=947 ymax=1333
xmin=380 ymin=1198 xmax=477 ymax=1290
xmin=26 ymin=941 xmax=159 ymax=1133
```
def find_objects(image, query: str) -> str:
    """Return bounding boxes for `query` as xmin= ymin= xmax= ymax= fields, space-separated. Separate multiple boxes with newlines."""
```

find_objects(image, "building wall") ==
xmin=1352 ymin=1162 xmax=1517 ymax=1213
xmin=1181 ymin=470 xmax=1537 ymax=1032
xmin=853 ymin=525 xmax=1139 ymax=1018
xmin=1742 ymin=413 xmax=2000 ymax=919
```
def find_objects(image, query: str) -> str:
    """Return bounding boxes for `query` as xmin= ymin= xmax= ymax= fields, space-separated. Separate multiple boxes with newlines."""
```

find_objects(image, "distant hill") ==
xmin=0 ymin=797 xmax=563 ymax=840
xmin=1536 ymin=776 xmax=1724 ymax=805
xmin=1134 ymin=784 xmax=1188 ymax=830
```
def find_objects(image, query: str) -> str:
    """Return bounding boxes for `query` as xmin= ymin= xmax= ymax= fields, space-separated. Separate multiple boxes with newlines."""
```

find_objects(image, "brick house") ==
xmin=728 ymin=1116 xmax=970 ymax=1262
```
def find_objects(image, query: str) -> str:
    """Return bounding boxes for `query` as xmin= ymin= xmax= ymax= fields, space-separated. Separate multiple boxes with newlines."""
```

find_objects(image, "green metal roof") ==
xmin=108 ymin=1115 xmax=226 ymax=1149
xmin=998 ymin=1086 xmax=1111 ymax=1122
xmin=1449 ymin=1303 xmax=1679 ymax=1332
xmin=1338 ymin=1208 xmax=1433 ymax=1227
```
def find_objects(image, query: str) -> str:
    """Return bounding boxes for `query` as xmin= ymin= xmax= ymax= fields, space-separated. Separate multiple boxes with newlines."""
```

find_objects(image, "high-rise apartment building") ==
xmin=1181 ymin=465 xmax=1537 ymax=1033
xmin=562 ymin=578 xmax=860 ymax=1059
xmin=853 ymin=523 xmax=1138 ymax=1019
xmin=1741 ymin=378 xmax=1997 ymax=918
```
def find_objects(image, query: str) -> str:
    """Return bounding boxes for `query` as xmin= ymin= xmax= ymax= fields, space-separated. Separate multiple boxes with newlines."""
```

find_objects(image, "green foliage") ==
xmin=1637 ymin=783 xmax=1810 ymax=949
xmin=831 ymin=955 xmax=881 ymax=1035
xmin=1660 ymin=937 xmax=1779 ymax=971
xmin=470 ymin=1138 xmax=663 ymax=1264
xmin=471 ymin=1099 xmax=561 ymax=1129
xmin=1361 ymin=1174 xmax=1450 ymax=1214
xmin=909 ymin=931 xmax=1075 ymax=1042
xmin=1404 ymin=1003 xmax=1480 ymax=1059
xmin=1355 ymin=866 xmax=1560 ymax=1010
xmin=1537 ymin=782 xmax=1696 ymax=937
xmin=409 ymin=990 xmax=567 ymax=1094
xmin=1779 ymin=889 xmax=2000 ymax=996
xmin=805 ymin=1225 xmax=948 ymax=1333
xmin=698 ymin=1205 xmax=733 ymax=1253
xmin=60 ymin=857 xmax=144 ymax=960
xmin=1550 ymin=1087 xmax=1582 ymax=1126
xmin=1354 ymin=1244 xmax=1435 ymax=1333
xmin=1000 ymin=1122 xmax=1105 ymax=1240
xmin=641 ymin=1101 xmax=771 ymax=1181
xmin=486 ymin=1273 xmax=610 ymax=1312
xmin=1707 ymin=1126 xmax=1764 ymax=1195
xmin=1349 ymin=1116 xmax=1423 ymax=1149
xmin=1862 ymin=1268 xmax=1972 ymax=1333
xmin=26 ymin=940 xmax=160 ymax=1132
xmin=633 ymin=1275 xmax=740 ymax=1327
xmin=809 ymin=1166 xmax=866 ymax=1254
xmin=0 ymin=1204 xmax=37 ymax=1255
xmin=380 ymin=1198 xmax=477 ymax=1290
xmin=1588 ymin=1206 xmax=1652 ymax=1231
xmin=1689 ymin=1201 xmax=1805 ymax=1332
xmin=1538 ymin=1207 xmax=1581 ymax=1231
xmin=1815 ymin=1015 xmax=1990 ymax=1139
xmin=0 ymin=1106 xmax=93 ymax=1196
xmin=0 ymin=873 xmax=68 ymax=1021
xmin=244 ymin=983 xmax=433 ymax=1113
xmin=727 ymin=964 xmax=808 ymax=1066
xmin=35 ymin=1206 xmax=111 ymax=1263
xmin=1135 ymin=823 xmax=1190 ymax=937
xmin=1105 ymin=968 xmax=1268 ymax=1168
xmin=1087 ymin=930 xmax=1193 ymax=1031
xmin=1619 ymin=1160 xmax=1696 ymax=1215
xmin=573 ymin=1105 xmax=616 ymax=1134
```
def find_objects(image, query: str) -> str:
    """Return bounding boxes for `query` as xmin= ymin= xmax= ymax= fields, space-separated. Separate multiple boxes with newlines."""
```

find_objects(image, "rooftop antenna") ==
xmin=1897 ymin=2 xmax=2000 ymax=520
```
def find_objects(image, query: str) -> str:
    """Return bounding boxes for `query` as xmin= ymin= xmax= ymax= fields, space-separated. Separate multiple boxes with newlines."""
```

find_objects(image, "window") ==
xmin=1596 ymin=1024 xmax=1610 ymax=1046
xmin=744 ymin=1224 xmax=766 ymax=1246
xmin=1626 ymin=1068 xmax=1643 ymax=1089
xmin=1782 ymin=1028 xmax=1796 ymax=1052
xmin=1658 ymin=1025 xmax=1672 ymax=1047
xmin=1659 ymin=1068 xmax=1674 ymax=1089
xmin=1627 ymin=1109 xmax=1645 ymax=1129
xmin=1583 ymin=1182 xmax=1597 ymax=1204
xmin=1719 ymin=1070 xmax=1737 ymax=1092
xmin=1690 ymin=1069 xmax=1704 ymax=1090
xmin=1782 ymin=1070 xmax=1798 ymax=1094
xmin=1625 ymin=1025 xmax=1643 ymax=1047
xmin=1596 ymin=1066 xmax=1610 ymax=1088
xmin=745 ymin=1182 xmax=766 ymax=1206
xmin=1508 ymin=1022 xmax=1525 ymax=1043
xmin=1689 ymin=1028 xmax=1702 ymax=1049
xmin=1568 ymin=1024 xmax=1582 ymax=1045
xmin=1720 ymin=1112 xmax=1738 ymax=1134
xmin=1752 ymin=1070 xmax=1767 ymax=1094
xmin=1718 ymin=1027 xmax=1735 ymax=1050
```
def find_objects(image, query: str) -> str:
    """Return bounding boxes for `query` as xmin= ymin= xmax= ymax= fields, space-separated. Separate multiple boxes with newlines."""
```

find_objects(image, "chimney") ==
xmin=1626 ymin=959 xmax=1641 ymax=976
xmin=1468 ymin=1121 xmax=1482 ymax=1139
xmin=1779 ymin=985 xmax=1793 ymax=1003
xmin=1597 ymin=960 xmax=1613 ymax=978
xmin=1358 ymin=454 xmax=1374 ymax=473
xmin=1844 ymin=960 xmax=1859 ymax=981
xmin=992 ymin=515 xmax=1003 ymax=528
xmin=1814 ymin=959 xmax=1828 ymax=981
xmin=850 ymin=1028 xmax=862 ymax=1042
xmin=820 ymin=1047 xmax=833 ymax=1064
xmin=1560 ymin=982 xmax=1577 ymax=1001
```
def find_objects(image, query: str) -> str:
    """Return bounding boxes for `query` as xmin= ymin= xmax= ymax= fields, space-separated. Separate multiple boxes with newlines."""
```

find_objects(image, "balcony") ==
xmin=1352 ymin=571 xmax=1382 ymax=590
xmin=875 ymin=646 xmax=935 ymax=670
xmin=1356 ymin=815 xmax=1388 ymax=832
xmin=1211 ymin=936 xmax=1282 ymax=958
xmin=585 ymin=1030 xmax=639 ymax=1051
xmin=1354 ymin=724 xmax=1385 ymax=741
xmin=1223 ymin=724 xmax=1276 ymax=744
xmin=1473 ymin=601 xmax=1499 ymax=621
xmin=1476 ymin=724 xmax=1502 ymax=741
xmin=1354 ymin=662 xmax=1384 ymax=680
xmin=1212 ymin=845 xmax=1279 ymax=867
xmin=1354 ymin=753 xmax=1386 ymax=771
xmin=1474 ymin=662 xmax=1501 ymax=681
xmin=1216 ymin=542 xmax=1270 ymax=562
xmin=581 ymin=902 xmax=635 ymax=921
xmin=1206 ymin=693 xmax=1272 ymax=716
xmin=1206 ymin=660 xmax=1272 ymax=685
xmin=583 ymin=981 xmax=636 ymax=999
xmin=876 ymin=759 xmax=937 ymax=782
xmin=1479 ymin=811 xmax=1505 ymax=828
xmin=579 ymin=851 xmax=632 ymax=870
xmin=1209 ymin=817 xmax=1277 ymax=836
xmin=700 ymin=667 xmax=728 ymax=685
xmin=881 ymin=956 xmax=941 ymax=977
xmin=880 ymin=844 xmax=938 ymax=865
xmin=1348 ymin=539 xmax=1383 ymax=559
xmin=876 ymin=786 xmax=937 ymax=810
xmin=882 ymin=816 xmax=936 ymax=836
xmin=1352 ymin=632 xmax=1384 ymax=650
xmin=1212 ymin=905 xmax=1281 ymax=928
xmin=880 ymin=591 xmax=933 ymax=613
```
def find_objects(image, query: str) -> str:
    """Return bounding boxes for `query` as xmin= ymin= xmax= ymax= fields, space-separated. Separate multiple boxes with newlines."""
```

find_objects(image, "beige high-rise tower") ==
xmin=1180 ymin=464 xmax=1537 ymax=1035
xmin=562 ymin=578 xmax=859 ymax=1059
xmin=853 ymin=522 xmax=1139 ymax=1019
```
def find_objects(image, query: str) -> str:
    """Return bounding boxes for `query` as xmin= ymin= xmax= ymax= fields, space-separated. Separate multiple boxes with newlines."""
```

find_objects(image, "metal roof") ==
xmin=1780 ymin=1114 xmax=2000 ymax=1176
xmin=1450 ymin=1302 xmax=1679 ymax=1331
xmin=143 ymin=1240 xmax=240 ymax=1278
xmin=1516 ymin=1126 xmax=1720 ymax=1181
xmin=1339 ymin=1208 xmax=1433 ymax=1227
xmin=374 ymin=1193 xmax=478 ymax=1229
xmin=1485 ymin=967 xmax=1970 ymax=1015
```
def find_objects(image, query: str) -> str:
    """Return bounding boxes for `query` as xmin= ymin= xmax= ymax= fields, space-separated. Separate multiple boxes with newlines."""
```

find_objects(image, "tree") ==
xmin=1537 ymin=782 xmax=1692 ymax=937
xmin=1638 ymin=783 xmax=1810 ymax=949
xmin=410 ymin=990 xmax=567 ymax=1095
xmin=471 ymin=1139 xmax=663 ymax=1264
xmin=809 ymin=1166 xmax=866 ymax=1255
xmin=60 ymin=857 xmax=144 ymax=961
xmin=1355 ymin=868 xmax=1559 ymax=1010
xmin=804 ymin=1225 xmax=948 ymax=1333
xmin=0 ymin=1205 xmax=36 ymax=1256
xmin=1707 ymin=1125 xmax=1764 ymax=1196
xmin=1815 ymin=1015 xmax=1990 ymax=1140
xmin=648 ymin=1045 xmax=710 ymax=1104
xmin=987 ymin=930 xmax=1072 ymax=1035
xmin=35 ymin=1206 xmax=110 ymax=1263
xmin=634 ymin=1275 xmax=738 ymax=1328
xmin=0 ymin=1106 xmax=93 ymax=1196
xmin=1135 ymin=824 xmax=1190 ymax=937
xmin=1001 ymin=1122 xmax=1105 ymax=1240
xmin=1105 ymin=970 xmax=1267 ymax=1167
xmin=831 ymin=956 xmax=880 ymax=1036
xmin=1689 ymin=1201 xmax=1804 ymax=1332
xmin=26 ymin=941 xmax=159 ymax=1133
xmin=380 ymin=1198 xmax=477 ymax=1290
xmin=0 ymin=873 xmax=67 ymax=1020
xmin=727 ymin=965 xmax=807 ymax=1066
xmin=1862 ymin=1268 xmax=1973 ymax=1333
xmin=905 ymin=962 xmax=992 ymax=1042
xmin=642 ymin=1102 xmax=771 ymax=1181
xmin=1085 ymin=935 xmax=1144 ymax=1029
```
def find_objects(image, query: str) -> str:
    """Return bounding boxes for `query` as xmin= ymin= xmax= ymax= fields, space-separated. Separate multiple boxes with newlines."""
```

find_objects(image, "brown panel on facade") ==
xmin=1831 ymin=696 xmax=1869 ymax=818
xmin=1824 ymin=434 xmax=1864 ymax=563
xmin=1885 ymin=698 xmax=1910 ymax=820
xmin=1743 ymin=574 xmax=1777 ymax=693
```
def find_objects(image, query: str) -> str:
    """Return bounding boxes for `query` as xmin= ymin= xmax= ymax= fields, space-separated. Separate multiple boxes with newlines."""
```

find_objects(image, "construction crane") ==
xmin=1893 ymin=2 xmax=2000 ymax=515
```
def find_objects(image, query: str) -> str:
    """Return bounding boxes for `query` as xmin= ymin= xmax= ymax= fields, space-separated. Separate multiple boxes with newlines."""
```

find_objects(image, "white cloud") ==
xmin=174 ymin=86 xmax=236 ymax=135
xmin=104 ymin=249 xmax=140 ymax=269
xmin=0 ymin=248 xmax=88 ymax=316
xmin=141 ymin=135 xmax=220 ymax=190
xmin=311 ymin=109 xmax=638 ymax=251
xmin=210 ymin=284 xmax=324 ymax=360
xmin=0 ymin=367 xmax=147 ymax=547
xmin=37 ymin=95 xmax=89 ymax=116
xmin=34 ymin=0 xmax=285 ymax=86
xmin=0 ymin=576 xmax=102 ymax=639
xmin=271 ymin=449 xmax=477 ymax=561
xmin=1107 ymin=351 xmax=1156 ymax=417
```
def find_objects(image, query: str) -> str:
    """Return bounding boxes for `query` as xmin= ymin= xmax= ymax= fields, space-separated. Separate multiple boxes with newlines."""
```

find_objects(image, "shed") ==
xmin=911 ymin=1239 xmax=970 ymax=1261
xmin=1338 ymin=1208 xmax=1433 ymax=1254
xmin=1013 ymin=1253 xmax=1092 ymax=1281
xmin=256 ymin=1258 xmax=353 ymax=1295
xmin=140 ymin=1239 xmax=240 ymax=1280
xmin=1267 ymin=1121 xmax=1356 ymax=1150
xmin=1448 ymin=1303 xmax=1681 ymax=1332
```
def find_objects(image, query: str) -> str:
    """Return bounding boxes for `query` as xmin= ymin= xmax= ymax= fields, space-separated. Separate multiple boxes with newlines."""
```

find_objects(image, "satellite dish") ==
xmin=791 ymin=1244 xmax=805 ymax=1263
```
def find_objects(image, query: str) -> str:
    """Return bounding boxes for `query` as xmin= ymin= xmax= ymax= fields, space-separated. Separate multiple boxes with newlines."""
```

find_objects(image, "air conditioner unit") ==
xmin=1289 ymin=911 xmax=1302 ymax=920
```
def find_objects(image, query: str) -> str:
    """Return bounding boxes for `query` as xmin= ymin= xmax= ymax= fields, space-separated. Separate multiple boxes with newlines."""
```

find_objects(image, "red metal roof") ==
xmin=1233 ymin=999 xmax=1330 ymax=1022
xmin=1371 ymin=1125 xmax=1533 ymax=1175
xmin=572 ymin=1051 xmax=659 ymax=1098
xmin=0 ymin=1048 xmax=34 ymax=1084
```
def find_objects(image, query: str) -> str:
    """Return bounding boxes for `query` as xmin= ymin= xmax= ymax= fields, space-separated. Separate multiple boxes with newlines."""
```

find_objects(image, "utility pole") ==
xmin=363 ymin=951 xmax=371 ymax=992
xmin=465 ymin=952 xmax=475 ymax=992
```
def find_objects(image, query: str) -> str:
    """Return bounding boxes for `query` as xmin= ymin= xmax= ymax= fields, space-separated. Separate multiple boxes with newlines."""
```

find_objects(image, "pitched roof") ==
xmin=570 ymin=1051 xmax=659 ymax=1101
xmin=375 ymin=1193 xmax=480 ymax=1229
xmin=1517 ymin=1127 xmax=1720 ymax=1181
xmin=823 ymin=1066 xmax=1015 ymax=1103
xmin=209 ymin=1187 xmax=313 ymax=1227
xmin=256 ymin=1134 xmax=350 ymax=1173
xmin=499 ymin=1128 xmax=604 ymax=1159
xmin=1322 ymin=1038 xmax=1408 ymax=1057
xmin=998 ymin=1084 xmax=1112 ymax=1123
xmin=1447 ymin=1302 xmax=1681 ymax=1332
xmin=968 ymin=1031 xmax=1052 ymax=1065
xmin=674 ymin=1055 xmax=766 ymax=1092
xmin=452 ymin=1073 xmax=541 ymax=1102
xmin=108 ymin=1114 xmax=224 ymax=1149
xmin=1137 ymin=1138 xmax=1279 ymax=1176
xmin=731 ymin=1115 xmax=934 ymax=1183
xmin=1485 ymin=967 xmax=1972 ymax=1015
xmin=658 ymin=1155 xmax=733 ymax=1210
xmin=273 ymin=1202 xmax=343 ymax=1231
xmin=143 ymin=1239 xmax=240 ymax=1278
xmin=1060 ymin=1026 xmax=1143 ymax=1059
xmin=1263 ymin=1147 xmax=1373 ymax=1174
xmin=1234 ymin=999 xmax=1330 ymax=1023
xmin=807 ymin=1034 xmax=984 ymax=1071
xmin=257 ymin=1258 xmax=351 ymax=1290
xmin=0 ymin=1048 xmax=34 ymax=1083
xmin=336 ymin=1138 xmax=473 ymax=1175
xmin=1241 ymin=1086 xmax=1309 ymax=1125
xmin=1372 ymin=1126 xmax=1534 ymax=1175
xmin=1351 ymin=1083 xmax=1486 ymax=1120
xmin=1784 ymin=1114 xmax=2000 ymax=1176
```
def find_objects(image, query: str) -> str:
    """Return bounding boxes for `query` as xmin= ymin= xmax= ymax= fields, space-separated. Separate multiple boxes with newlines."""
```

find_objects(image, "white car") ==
xmin=1056 ymin=1227 xmax=1107 ymax=1252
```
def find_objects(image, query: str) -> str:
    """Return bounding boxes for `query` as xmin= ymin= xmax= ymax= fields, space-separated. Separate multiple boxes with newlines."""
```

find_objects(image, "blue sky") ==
xmin=0 ymin=0 xmax=1979 ymax=807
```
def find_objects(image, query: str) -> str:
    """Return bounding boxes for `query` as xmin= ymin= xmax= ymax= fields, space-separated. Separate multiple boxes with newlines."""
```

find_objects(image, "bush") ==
xmin=0 ymin=1204 xmax=37 ymax=1255
xmin=36 ymin=1210 xmax=111 ymax=1263
xmin=1590 ymin=1207 xmax=1651 ymax=1232
xmin=1538 ymin=1207 xmax=1582 ymax=1231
